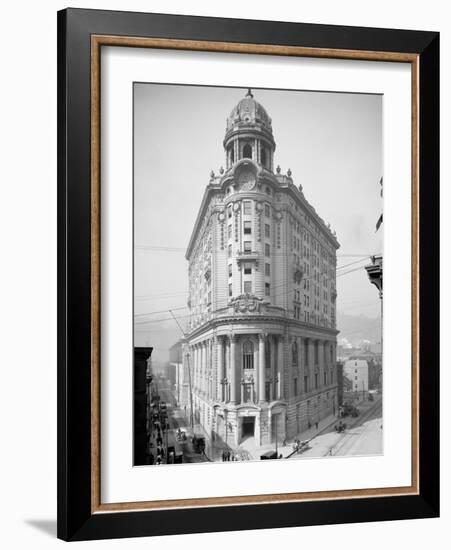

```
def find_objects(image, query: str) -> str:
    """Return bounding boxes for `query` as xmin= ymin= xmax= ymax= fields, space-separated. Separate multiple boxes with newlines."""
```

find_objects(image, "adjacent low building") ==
xmin=343 ymin=359 xmax=369 ymax=396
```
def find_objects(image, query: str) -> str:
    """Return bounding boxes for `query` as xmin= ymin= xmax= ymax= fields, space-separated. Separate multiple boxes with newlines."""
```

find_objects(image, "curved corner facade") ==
xmin=181 ymin=90 xmax=340 ymax=448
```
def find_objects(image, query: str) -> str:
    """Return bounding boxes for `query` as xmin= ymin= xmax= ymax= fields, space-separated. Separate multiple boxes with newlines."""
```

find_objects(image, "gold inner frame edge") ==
xmin=90 ymin=35 xmax=420 ymax=514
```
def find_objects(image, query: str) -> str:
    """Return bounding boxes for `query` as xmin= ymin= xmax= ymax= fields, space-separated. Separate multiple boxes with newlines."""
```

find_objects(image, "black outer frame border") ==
xmin=57 ymin=7 xmax=439 ymax=542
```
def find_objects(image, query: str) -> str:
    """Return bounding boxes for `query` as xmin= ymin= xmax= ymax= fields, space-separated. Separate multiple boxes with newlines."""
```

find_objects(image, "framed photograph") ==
xmin=57 ymin=8 xmax=439 ymax=541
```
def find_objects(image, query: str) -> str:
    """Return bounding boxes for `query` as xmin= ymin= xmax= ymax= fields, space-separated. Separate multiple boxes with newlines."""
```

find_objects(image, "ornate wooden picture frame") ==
xmin=57 ymin=8 xmax=439 ymax=541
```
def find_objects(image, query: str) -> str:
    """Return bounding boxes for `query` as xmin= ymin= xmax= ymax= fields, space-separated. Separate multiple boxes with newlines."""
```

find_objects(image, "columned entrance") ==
xmin=241 ymin=416 xmax=255 ymax=440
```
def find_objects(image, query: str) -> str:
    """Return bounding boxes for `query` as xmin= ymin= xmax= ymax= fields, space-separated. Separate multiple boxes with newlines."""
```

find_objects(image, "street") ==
xmin=332 ymin=398 xmax=382 ymax=456
xmin=288 ymin=396 xmax=383 ymax=459
xmin=150 ymin=375 xmax=383 ymax=464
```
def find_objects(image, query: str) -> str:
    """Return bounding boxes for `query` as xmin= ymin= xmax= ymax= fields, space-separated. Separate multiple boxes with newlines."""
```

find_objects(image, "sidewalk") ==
xmin=247 ymin=395 xmax=382 ymax=460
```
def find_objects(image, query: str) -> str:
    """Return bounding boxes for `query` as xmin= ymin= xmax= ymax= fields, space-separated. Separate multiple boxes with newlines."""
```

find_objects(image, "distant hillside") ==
xmin=337 ymin=311 xmax=382 ymax=346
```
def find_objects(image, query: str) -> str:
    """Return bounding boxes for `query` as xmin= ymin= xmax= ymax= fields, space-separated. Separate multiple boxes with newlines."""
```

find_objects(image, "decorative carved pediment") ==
xmin=229 ymin=293 xmax=264 ymax=314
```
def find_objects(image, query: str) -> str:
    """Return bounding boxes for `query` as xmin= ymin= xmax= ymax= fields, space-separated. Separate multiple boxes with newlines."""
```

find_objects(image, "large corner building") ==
xmin=180 ymin=90 xmax=340 ymax=448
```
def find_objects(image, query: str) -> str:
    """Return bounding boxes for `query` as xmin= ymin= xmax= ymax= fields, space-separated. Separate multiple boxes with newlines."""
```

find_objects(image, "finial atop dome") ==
xmin=225 ymin=90 xmax=273 ymax=134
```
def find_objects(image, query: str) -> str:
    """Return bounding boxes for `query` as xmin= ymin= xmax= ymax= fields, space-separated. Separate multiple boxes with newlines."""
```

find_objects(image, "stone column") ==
xmin=193 ymin=345 xmax=197 ymax=391
xmin=230 ymin=335 xmax=237 ymax=404
xmin=270 ymin=336 xmax=276 ymax=400
xmin=309 ymin=339 xmax=315 ymax=371
xmin=217 ymin=336 xmax=224 ymax=401
xmin=319 ymin=340 xmax=324 ymax=386
xmin=259 ymin=334 xmax=266 ymax=403
xmin=277 ymin=336 xmax=284 ymax=399
xmin=198 ymin=342 xmax=203 ymax=394
xmin=310 ymin=339 xmax=317 ymax=389
xmin=198 ymin=344 xmax=202 ymax=391
xmin=202 ymin=341 xmax=207 ymax=394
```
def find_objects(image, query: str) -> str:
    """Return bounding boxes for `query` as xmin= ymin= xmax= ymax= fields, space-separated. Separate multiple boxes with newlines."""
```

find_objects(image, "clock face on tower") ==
xmin=238 ymin=169 xmax=256 ymax=191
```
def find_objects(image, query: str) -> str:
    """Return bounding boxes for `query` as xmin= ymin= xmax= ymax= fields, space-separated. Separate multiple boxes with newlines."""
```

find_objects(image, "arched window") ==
xmin=292 ymin=341 xmax=298 ymax=367
xmin=261 ymin=147 xmax=267 ymax=167
xmin=243 ymin=143 xmax=252 ymax=159
xmin=265 ymin=340 xmax=271 ymax=369
xmin=229 ymin=145 xmax=234 ymax=164
xmin=243 ymin=340 xmax=254 ymax=369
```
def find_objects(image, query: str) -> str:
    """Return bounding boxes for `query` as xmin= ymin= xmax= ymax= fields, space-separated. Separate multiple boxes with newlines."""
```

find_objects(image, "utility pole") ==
xmin=169 ymin=310 xmax=194 ymax=429
xmin=365 ymin=255 xmax=383 ymax=393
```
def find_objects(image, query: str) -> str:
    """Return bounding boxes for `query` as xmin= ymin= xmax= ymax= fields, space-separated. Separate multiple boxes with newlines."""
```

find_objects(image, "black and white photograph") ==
xmin=133 ymin=83 xmax=383 ymax=466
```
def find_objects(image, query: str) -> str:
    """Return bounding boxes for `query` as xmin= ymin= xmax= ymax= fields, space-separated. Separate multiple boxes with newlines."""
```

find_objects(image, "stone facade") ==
xmin=180 ymin=90 xmax=340 ymax=448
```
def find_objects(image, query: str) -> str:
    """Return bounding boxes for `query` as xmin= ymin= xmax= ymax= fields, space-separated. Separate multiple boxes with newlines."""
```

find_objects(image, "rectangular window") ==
xmin=265 ymin=283 xmax=270 ymax=296
xmin=228 ymin=283 xmax=232 ymax=297
xmin=265 ymin=382 xmax=271 ymax=402
xmin=244 ymin=263 xmax=252 ymax=275
xmin=294 ymin=378 xmax=298 ymax=397
xmin=265 ymin=263 xmax=270 ymax=276
xmin=264 ymin=204 xmax=270 ymax=217
xmin=244 ymin=220 xmax=252 ymax=234
xmin=228 ymin=224 xmax=232 ymax=239
xmin=244 ymin=281 xmax=252 ymax=294
xmin=304 ymin=343 xmax=309 ymax=366
xmin=324 ymin=372 xmax=327 ymax=385
xmin=243 ymin=201 xmax=252 ymax=215
xmin=315 ymin=373 xmax=318 ymax=389
xmin=304 ymin=376 xmax=308 ymax=393
xmin=228 ymin=264 xmax=232 ymax=277
xmin=265 ymin=243 xmax=270 ymax=257
xmin=228 ymin=244 xmax=232 ymax=258
xmin=244 ymin=241 xmax=252 ymax=253
xmin=265 ymin=223 xmax=270 ymax=238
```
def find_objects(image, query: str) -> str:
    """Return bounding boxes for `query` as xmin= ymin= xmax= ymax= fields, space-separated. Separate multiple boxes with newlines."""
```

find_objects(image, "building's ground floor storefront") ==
xmin=191 ymin=386 xmax=337 ymax=448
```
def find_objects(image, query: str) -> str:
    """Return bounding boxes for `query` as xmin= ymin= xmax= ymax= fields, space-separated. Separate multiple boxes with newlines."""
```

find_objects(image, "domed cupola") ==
xmin=223 ymin=89 xmax=276 ymax=173
xmin=226 ymin=89 xmax=273 ymax=134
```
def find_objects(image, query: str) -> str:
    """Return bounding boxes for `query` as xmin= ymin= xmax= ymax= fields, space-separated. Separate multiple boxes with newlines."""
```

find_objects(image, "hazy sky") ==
xmin=134 ymin=84 xmax=382 ymax=360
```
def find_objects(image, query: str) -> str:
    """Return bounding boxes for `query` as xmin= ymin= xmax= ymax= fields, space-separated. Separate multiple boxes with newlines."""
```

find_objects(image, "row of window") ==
xmin=227 ymin=242 xmax=271 ymax=257
xmin=227 ymin=221 xmax=271 ymax=237
xmin=227 ymin=201 xmax=272 ymax=218
xmin=227 ymin=142 xmax=271 ymax=168
xmin=228 ymin=262 xmax=271 ymax=277
xmin=291 ymin=340 xmax=334 ymax=367
xmin=229 ymin=281 xmax=271 ymax=297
